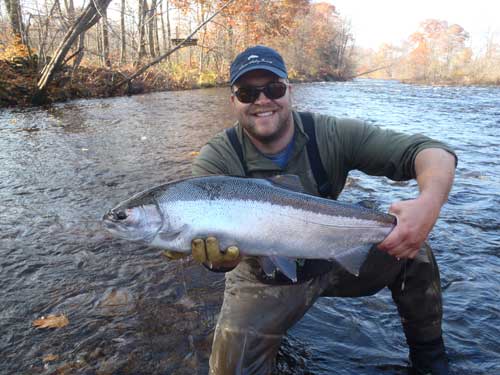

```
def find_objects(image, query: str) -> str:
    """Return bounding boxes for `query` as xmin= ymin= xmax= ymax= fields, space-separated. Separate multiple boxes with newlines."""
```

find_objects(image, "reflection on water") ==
xmin=1 ymin=80 xmax=499 ymax=374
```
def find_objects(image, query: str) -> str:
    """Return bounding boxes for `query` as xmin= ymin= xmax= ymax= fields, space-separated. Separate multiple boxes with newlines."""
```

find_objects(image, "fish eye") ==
xmin=114 ymin=211 xmax=128 ymax=220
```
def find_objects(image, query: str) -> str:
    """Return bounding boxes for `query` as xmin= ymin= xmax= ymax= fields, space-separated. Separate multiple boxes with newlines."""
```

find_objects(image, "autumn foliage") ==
xmin=356 ymin=19 xmax=500 ymax=85
xmin=1 ymin=1 xmax=499 ymax=106
xmin=0 ymin=0 xmax=357 ymax=106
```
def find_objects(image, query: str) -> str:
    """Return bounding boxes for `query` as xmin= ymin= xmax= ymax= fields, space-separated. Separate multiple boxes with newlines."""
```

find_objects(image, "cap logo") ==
xmin=230 ymin=46 xmax=287 ymax=84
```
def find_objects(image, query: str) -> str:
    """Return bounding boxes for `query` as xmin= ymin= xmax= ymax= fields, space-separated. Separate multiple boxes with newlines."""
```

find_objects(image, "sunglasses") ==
xmin=233 ymin=82 xmax=288 ymax=103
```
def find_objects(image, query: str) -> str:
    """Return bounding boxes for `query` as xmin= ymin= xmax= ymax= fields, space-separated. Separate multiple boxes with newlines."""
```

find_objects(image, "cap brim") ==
xmin=231 ymin=65 xmax=287 ymax=85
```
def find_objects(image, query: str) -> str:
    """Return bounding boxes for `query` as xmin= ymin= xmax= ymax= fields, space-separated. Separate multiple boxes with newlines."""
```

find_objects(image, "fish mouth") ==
xmin=101 ymin=211 xmax=139 ymax=240
xmin=101 ymin=217 xmax=129 ymax=238
xmin=101 ymin=204 xmax=164 ymax=243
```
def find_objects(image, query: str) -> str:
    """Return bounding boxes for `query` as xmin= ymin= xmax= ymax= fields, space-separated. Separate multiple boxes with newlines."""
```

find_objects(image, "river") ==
xmin=1 ymin=79 xmax=499 ymax=374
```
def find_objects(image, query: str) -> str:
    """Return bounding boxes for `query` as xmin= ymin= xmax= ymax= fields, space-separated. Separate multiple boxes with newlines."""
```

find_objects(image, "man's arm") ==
xmin=378 ymin=148 xmax=456 ymax=258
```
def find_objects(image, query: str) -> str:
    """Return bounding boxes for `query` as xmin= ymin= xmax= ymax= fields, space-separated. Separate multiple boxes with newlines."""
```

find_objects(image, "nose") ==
xmin=254 ymin=90 xmax=272 ymax=104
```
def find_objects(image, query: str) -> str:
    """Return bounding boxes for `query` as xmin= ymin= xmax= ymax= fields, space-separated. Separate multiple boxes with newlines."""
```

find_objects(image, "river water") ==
xmin=1 ymin=79 xmax=498 ymax=374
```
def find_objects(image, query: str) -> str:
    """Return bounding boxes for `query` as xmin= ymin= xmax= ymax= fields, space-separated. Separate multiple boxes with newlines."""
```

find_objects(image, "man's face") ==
xmin=231 ymin=70 xmax=293 ymax=145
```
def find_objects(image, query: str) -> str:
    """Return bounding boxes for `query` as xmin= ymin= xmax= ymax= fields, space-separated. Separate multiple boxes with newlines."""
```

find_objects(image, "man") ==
xmin=168 ymin=45 xmax=457 ymax=374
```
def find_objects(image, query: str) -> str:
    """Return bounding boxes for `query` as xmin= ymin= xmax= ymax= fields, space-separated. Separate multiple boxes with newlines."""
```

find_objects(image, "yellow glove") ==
xmin=163 ymin=236 xmax=240 ymax=271
xmin=162 ymin=250 xmax=188 ymax=260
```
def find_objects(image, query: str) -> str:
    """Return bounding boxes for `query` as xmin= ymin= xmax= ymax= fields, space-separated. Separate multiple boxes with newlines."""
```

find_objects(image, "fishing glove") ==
xmin=163 ymin=236 xmax=240 ymax=272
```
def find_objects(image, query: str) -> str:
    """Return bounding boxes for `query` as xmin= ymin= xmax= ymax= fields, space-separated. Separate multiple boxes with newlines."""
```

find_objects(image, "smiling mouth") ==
xmin=253 ymin=111 xmax=275 ymax=117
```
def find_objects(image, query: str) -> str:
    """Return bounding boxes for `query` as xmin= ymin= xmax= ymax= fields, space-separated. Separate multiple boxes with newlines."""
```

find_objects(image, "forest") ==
xmin=357 ymin=19 xmax=500 ymax=85
xmin=0 ymin=0 xmax=499 ymax=107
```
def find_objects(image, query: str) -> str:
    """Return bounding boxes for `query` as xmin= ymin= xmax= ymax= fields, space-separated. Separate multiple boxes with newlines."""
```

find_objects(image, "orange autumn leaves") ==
xmin=358 ymin=18 xmax=499 ymax=84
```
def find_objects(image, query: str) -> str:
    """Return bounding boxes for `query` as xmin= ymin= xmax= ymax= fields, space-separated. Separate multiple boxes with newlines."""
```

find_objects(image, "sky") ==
xmin=325 ymin=0 xmax=500 ymax=52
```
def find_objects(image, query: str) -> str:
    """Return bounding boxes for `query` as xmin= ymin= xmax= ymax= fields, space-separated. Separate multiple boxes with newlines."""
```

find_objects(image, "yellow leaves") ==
xmin=32 ymin=314 xmax=69 ymax=329
xmin=198 ymin=71 xmax=218 ymax=87
xmin=0 ymin=36 xmax=31 ymax=61
xmin=189 ymin=151 xmax=200 ymax=157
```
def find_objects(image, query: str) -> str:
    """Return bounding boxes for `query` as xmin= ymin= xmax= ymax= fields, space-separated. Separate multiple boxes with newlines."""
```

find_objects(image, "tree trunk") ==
xmin=33 ymin=0 xmax=113 ymax=104
xmin=154 ymin=1 xmax=160 ymax=56
xmin=97 ymin=21 xmax=103 ymax=59
xmin=101 ymin=8 xmax=111 ymax=67
xmin=120 ymin=0 xmax=126 ymax=63
xmin=4 ymin=0 xmax=25 ymax=43
xmin=159 ymin=0 xmax=167 ymax=54
xmin=136 ymin=0 xmax=148 ymax=64
xmin=148 ymin=0 xmax=157 ymax=57
xmin=72 ymin=32 xmax=85 ymax=72
xmin=166 ymin=0 xmax=171 ymax=51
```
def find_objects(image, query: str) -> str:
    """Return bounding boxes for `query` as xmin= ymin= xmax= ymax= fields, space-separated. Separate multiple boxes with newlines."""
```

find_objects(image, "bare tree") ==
xmin=4 ymin=0 xmax=25 ymax=44
xmin=159 ymin=0 xmax=172 ymax=54
xmin=33 ymin=0 xmax=113 ymax=104
xmin=120 ymin=0 xmax=126 ymax=63
xmin=114 ymin=0 xmax=237 ymax=90
xmin=147 ymin=0 xmax=157 ymax=57
xmin=153 ymin=0 xmax=160 ymax=56
xmin=136 ymin=0 xmax=148 ymax=63
xmin=101 ymin=8 xmax=111 ymax=67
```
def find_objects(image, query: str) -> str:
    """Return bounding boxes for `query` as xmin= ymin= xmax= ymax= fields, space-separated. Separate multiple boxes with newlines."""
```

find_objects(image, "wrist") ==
xmin=416 ymin=193 xmax=443 ymax=217
xmin=418 ymin=191 xmax=440 ymax=203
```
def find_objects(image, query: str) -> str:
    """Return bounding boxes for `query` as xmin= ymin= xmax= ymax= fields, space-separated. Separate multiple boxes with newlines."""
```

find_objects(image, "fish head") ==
xmin=102 ymin=196 xmax=164 ymax=243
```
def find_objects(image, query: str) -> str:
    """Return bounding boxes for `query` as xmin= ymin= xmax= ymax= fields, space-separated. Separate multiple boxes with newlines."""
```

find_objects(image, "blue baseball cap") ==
xmin=230 ymin=45 xmax=288 ymax=85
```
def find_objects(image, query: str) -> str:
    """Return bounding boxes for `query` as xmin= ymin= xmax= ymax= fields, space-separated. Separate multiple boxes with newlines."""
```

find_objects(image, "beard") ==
xmin=239 ymin=102 xmax=293 ymax=145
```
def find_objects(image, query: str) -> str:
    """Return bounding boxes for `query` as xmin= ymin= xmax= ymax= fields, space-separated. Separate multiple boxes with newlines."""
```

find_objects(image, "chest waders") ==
xmin=225 ymin=112 xmax=332 ymax=198
xmin=210 ymin=114 xmax=448 ymax=375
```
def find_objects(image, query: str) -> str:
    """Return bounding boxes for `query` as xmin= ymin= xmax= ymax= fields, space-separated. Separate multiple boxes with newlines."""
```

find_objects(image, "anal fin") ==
xmin=258 ymin=256 xmax=298 ymax=282
xmin=333 ymin=244 xmax=373 ymax=276
xmin=269 ymin=255 xmax=298 ymax=282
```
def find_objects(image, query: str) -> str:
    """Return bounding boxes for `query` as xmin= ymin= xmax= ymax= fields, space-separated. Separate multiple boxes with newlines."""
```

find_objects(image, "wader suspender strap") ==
xmin=225 ymin=112 xmax=332 ymax=197
xmin=225 ymin=127 xmax=248 ymax=175
xmin=299 ymin=112 xmax=332 ymax=198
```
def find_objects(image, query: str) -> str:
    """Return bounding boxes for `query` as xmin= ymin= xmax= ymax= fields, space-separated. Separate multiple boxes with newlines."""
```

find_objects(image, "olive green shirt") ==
xmin=192 ymin=111 xmax=456 ymax=199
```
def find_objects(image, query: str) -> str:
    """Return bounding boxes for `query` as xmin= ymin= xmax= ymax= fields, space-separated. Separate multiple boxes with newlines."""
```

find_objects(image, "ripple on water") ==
xmin=1 ymin=80 xmax=499 ymax=374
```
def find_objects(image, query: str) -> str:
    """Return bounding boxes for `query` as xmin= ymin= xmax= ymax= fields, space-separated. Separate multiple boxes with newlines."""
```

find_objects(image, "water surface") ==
xmin=1 ymin=79 xmax=499 ymax=374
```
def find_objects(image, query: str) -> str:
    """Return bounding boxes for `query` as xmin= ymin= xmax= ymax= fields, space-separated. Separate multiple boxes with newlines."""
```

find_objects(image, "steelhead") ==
xmin=102 ymin=175 xmax=396 ymax=281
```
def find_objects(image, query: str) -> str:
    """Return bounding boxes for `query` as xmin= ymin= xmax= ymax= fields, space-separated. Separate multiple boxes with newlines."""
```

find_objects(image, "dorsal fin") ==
xmin=266 ymin=174 xmax=305 ymax=193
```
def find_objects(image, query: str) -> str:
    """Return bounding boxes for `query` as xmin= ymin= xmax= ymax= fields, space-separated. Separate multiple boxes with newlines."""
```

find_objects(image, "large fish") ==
xmin=102 ymin=175 xmax=396 ymax=282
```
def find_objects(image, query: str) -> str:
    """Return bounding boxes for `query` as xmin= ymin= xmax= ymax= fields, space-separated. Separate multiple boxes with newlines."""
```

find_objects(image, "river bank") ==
xmin=400 ymin=77 xmax=500 ymax=86
xmin=0 ymin=58 xmax=218 ymax=108
xmin=2 ymin=56 xmax=499 ymax=108
xmin=0 ymin=57 xmax=348 ymax=108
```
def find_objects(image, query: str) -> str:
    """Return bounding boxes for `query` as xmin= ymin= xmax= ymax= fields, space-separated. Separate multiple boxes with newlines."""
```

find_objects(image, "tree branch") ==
xmin=112 ymin=0 xmax=237 ymax=90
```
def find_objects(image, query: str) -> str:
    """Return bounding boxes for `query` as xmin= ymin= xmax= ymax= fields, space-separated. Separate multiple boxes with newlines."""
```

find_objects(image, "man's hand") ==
xmin=163 ymin=236 xmax=241 ymax=271
xmin=378 ymin=148 xmax=456 ymax=259
xmin=377 ymin=195 xmax=441 ymax=258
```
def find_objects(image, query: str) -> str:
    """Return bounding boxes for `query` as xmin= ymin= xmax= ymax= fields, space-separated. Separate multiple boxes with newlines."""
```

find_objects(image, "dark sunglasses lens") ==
xmin=265 ymin=82 xmax=287 ymax=99
xmin=235 ymin=87 xmax=258 ymax=103
xmin=235 ymin=82 xmax=287 ymax=103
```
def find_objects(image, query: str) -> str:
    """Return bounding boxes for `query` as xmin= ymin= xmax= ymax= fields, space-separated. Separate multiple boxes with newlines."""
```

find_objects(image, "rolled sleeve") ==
xmin=334 ymin=118 xmax=457 ymax=180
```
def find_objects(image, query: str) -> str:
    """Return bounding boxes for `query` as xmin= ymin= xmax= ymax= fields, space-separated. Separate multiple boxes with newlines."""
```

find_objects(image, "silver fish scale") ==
xmin=153 ymin=176 xmax=395 ymax=225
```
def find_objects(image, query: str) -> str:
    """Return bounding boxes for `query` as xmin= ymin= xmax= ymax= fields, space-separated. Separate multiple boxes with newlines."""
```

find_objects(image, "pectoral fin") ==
xmin=157 ymin=224 xmax=187 ymax=243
